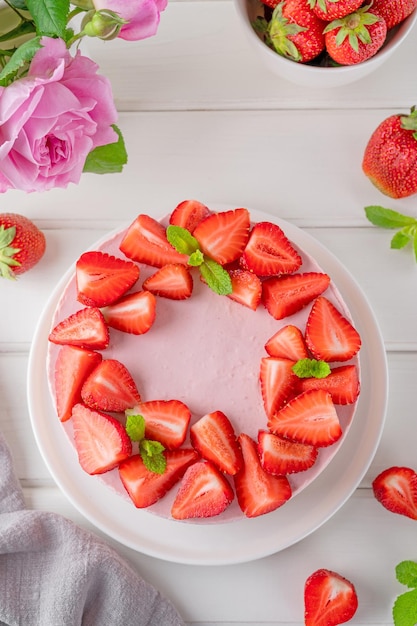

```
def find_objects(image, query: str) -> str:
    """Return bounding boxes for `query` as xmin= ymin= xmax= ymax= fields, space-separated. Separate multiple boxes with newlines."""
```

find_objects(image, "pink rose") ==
xmin=0 ymin=37 xmax=118 ymax=193
xmin=93 ymin=0 xmax=168 ymax=41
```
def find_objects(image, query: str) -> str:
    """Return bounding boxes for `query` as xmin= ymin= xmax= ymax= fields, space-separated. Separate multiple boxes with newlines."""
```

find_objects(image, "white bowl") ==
xmin=233 ymin=0 xmax=417 ymax=87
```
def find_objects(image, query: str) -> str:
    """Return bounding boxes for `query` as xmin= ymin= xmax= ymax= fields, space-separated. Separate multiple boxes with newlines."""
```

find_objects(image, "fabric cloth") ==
xmin=0 ymin=434 xmax=185 ymax=626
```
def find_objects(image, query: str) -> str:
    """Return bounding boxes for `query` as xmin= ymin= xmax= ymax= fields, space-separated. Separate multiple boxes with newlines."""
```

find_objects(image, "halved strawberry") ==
xmin=268 ymin=389 xmax=342 ymax=447
xmin=305 ymin=296 xmax=361 ymax=362
xmin=241 ymin=222 xmax=302 ymax=277
xmin=81 ymin=359 xmax=141 ymax=412
xmin=193 ymin=208 xmax=250 ymax=265
xmin=119 ymin=448 xmax=199 ymax=508
xmin=76 ymin=250 xmax=140 ymax=307
xmin=234 ymin=433 xmax=292 ymax=518
xmin=71 ymin=403 xmax=132 ymax=475
xmin=190 ymin=410 xmax=243 ymax=475
xmin=262 ymin=272 xmax=330 ymax=320
xmin=258 ymin=430 xmax=318 ymax=475
xmin=135 ymin=399 xmax=191 ymax=450
xmin=304 ymin=569 xmax=358 ymax=626
xmin=119 ymin=214 xmax=188 ymax=268
xmin=259 ymin=357 xmax=298 ymax=418
xmin=227 ymin=268 xmax=262 ymax=310
xmin=169 ymin=199 xmax=211 ymax=233
xmin=265 ymin=324 xmax=309 ymax=360
xmin=372 ymin=466 xmax=417 ymax=520
xmin=54 ymin=346 xmax=102 ymax=422
xmin=142 ymin=264 xmax=193 ymax=300
xmin=101 ymin=290 xmax=156 ymax=335
xmin=49 ymin=307 xmax=109 ymax=350
xmin=297 ymin=364 xmax=360 ymax=405
xmin=171 ymin=461 xmax=234 ymax=520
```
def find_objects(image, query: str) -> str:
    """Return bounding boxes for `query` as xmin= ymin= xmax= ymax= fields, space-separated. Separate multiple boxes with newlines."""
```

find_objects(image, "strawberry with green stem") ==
xmin=364 ymin=205 xmax=417 ymax=261
xmin=362 ymin=107 xmax=417 ymax=199
xmin=308 ymin=0 xmax=364 ymax=22
xmin=0 ymin=213 xmax=46 ymax=279
xmin=324 ymin=5 xmax=387 ymax=65
xmin=253 ymin=0 xmax=326 ymax=63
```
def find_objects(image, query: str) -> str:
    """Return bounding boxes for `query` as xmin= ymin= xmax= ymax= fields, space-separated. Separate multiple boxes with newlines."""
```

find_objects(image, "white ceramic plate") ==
xmin=27 ymin=210 xmax=388 ymax=565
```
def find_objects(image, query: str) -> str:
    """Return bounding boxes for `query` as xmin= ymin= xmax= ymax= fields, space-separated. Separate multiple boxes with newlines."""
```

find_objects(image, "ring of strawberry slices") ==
xmin=47 ymin=200 xmax=361 ymax=522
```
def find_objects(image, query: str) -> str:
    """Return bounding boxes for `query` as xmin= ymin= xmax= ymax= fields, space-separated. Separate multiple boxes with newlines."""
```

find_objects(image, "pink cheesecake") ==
xmin=47 ymin=203 xmax=361 ymax=524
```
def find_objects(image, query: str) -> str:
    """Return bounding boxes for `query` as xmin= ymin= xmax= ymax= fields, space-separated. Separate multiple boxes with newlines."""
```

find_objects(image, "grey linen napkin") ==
xmin=0 ymin=434 xmax=185 ymax=626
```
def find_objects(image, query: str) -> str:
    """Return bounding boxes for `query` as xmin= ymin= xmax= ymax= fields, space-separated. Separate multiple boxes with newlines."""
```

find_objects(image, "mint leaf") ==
xmin=0 ymin=36 xmax=42 ymax=85
xmin=396 ymin=561 xmax=417 ymax=588
xmin=365 ymin=206 xmax=417 ymax=229
xmin=83 ymin=125 xmax=127 ymax=175
xmin=391 ymin=230 xmax=412 ymax=250
xmin=166 ymin=225 xmax=200 ymax=256
xmin=25 ymin=0 xmax=69 ymax=38
xmin=199 ymin=257 xmax=232 ymax=295
xmin=125 ymin=412 xmax=145 ymax=442
xmin=139 ymin=439 xmax=166 ymax=474
xmin=188 ymin=249 xmax=204 ymax=267
xmin=292 ymin=358 xmax=331 ymax=379
xmin=393 ymin=589 xmax=417 ymax=626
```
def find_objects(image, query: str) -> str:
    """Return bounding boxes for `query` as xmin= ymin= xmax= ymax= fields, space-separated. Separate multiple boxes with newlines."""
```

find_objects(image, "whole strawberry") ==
xmin=371 ymin=0 xmax=417 ymax=29
xmin=308 ymin=0 xmax=364 ymax=22
xmin=362 ymin=107 xmax=417 ymax=198
xmin=324 ymin=6 xmax=387 ymax=65
xmin=0 ymin=213 xmax=46 ymax=279
xmin=263 ymin=0 xmax=327 ymax=63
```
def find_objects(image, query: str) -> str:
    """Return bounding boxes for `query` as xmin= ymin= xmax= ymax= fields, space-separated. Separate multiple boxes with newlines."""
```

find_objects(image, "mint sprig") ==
xmin=125 ymin=411 xmax=166 ymax=474
xmin=393 ymin=561 xmax=417 ymax=626
xmin=166 ymin=224 xmax=232 ymax=296
xmin=364 ymin=206 xmax=417 ymax=262
xmin=292 ymin=358 xmax=331 ymax=379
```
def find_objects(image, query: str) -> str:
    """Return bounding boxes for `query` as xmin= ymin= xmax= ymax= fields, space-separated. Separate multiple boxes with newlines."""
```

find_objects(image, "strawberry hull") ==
xmin=47 ymin=208 xmax=361 ymax=524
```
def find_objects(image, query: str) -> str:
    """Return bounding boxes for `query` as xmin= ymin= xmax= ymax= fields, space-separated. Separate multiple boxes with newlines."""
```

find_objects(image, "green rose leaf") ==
xmin=0 ymin=36 xmax=42 ymax=85
xmin=0 ymin=21 xmax=36 ymax=43
xmin=25 ymin=0 xmax=69 ymax=38
xmin=83 ymin=125 xmax=127 ymax=175
xmin=199 ymin=257 xmax=232 ymax=296
xmin=7 ymin=1 xmax=29 ymax=9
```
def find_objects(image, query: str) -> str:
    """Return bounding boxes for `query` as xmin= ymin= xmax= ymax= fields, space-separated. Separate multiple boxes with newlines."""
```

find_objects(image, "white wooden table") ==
xmin=2 ymin=1 xmax=417 ymax=623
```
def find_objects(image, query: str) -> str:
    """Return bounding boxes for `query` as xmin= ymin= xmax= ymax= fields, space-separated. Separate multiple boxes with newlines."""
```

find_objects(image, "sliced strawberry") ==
xmin=190 ymin=410 xmax=243 ymax=475
xmin=54 ymin=346 xmax=102 ymax=422
xmin=372 ymin=466 xmax=417 ymax=520
xmin=258 ymin=430 xmax=318 ymax=475
xmin=71 ymin=403 xmax=132 ymax=475
xmin=227 ymin=268 xmax=262 ymax=310
xmin=268 ymin=389 xmax=342 ymax=447
xmin=259 ymin=357 xmax=298 ymax=418
xmin=119 ymin=214 xmax=188 ymax=268
xmin=81 ymin=359 xmax=141 ymax=413
xmin=304 ymin=569 xmax=358 ymax=626
xmin=262 ymin=272 xmax=330 ymax=320
xmin=171 ymin=461 xmax=234 ymax=520
xmin=48 ymin=307 xmax=109 ymax=350
xmin=135 ymin=399 xmax=191 ymax=450
xmin=234 ymin=433 xmax=292 ymax=518
xmin=241 ymin=222 xmax=302 ymax=277
xmin=142 ymin=264 xmax=193 ymax=300
xmin=305 ymin=296 xmax=361 ymax=362
xmin=169 ymin=199 xmax=211 ymax=233
xmin=297 ymin=364 xmax=360 ymax=405
xmin=265 ymin=324 xmax=309 ymax=360
xmin=119 ymin=448 xmax=199 ymax=508
xmin=101 ymin=290 xmax=156 ymax=335
xmin=193 ymin=208 xmax=250 ymax=265
xmin=76 ymin=250 xmax=140 ymax=307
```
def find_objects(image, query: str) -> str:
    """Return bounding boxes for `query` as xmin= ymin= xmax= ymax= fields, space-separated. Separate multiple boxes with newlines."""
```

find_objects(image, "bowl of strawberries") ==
xmin=234 ymin=0 xmax=417 ymax=86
